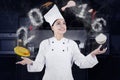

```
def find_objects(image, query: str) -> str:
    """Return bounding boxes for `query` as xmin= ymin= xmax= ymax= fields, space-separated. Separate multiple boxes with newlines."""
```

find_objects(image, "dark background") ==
xmin=0 ymin=0 xmax=120 ymax=80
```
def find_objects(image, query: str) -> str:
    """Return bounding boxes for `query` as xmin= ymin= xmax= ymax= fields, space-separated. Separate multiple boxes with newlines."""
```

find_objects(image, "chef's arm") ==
xmin=27 ymin=54 xmax=45 ymax=72
xmin=72 ymin=41 xmax=98 ymax=68
xmin=27 ymin=41 xmax=46 ymax=72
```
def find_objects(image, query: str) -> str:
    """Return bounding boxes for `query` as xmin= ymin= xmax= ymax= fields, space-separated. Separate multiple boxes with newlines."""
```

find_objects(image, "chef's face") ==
xmin=51 ymin=19 xmax=67 ymax=35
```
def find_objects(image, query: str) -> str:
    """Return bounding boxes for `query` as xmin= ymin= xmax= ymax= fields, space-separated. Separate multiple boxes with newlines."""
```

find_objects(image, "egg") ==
xmin=95 ymin=33 xmax=107 ymax=44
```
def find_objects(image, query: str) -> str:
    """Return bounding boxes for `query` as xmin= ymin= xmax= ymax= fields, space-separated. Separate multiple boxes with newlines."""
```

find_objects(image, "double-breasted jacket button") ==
xmin=52 ymin=49 xmax=54 ymax=51
xmin=52 ymin=41 xmax=54 ymax=43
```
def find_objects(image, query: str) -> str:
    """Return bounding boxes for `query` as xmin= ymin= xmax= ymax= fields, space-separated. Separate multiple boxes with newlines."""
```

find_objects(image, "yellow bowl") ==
xmin=14 ymin=46 xmax=30 ymax=57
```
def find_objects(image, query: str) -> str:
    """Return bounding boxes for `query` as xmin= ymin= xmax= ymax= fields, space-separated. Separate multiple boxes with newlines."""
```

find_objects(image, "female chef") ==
xmin=16 ymin=4 xmax=107 ymax=80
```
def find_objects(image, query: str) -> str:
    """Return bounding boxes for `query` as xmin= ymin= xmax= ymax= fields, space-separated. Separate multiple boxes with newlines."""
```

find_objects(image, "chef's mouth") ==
xmin=58 ymin=28 xmax=66 ymax=31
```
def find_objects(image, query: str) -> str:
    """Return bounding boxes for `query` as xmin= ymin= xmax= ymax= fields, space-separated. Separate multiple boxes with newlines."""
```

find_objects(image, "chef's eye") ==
xmin=56 ymin=22 xmax=61 ymax=25
xmin=63 ymin=22 xmax=66 ymax=25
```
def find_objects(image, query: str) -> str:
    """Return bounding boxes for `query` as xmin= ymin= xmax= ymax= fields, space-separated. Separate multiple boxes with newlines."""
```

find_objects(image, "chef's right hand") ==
xmin=16 ymin=57 xmax=33 ymax=65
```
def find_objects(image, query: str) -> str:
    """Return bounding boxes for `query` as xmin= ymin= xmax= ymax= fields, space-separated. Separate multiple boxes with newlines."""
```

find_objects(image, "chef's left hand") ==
xmin=91 ymin=45 xmax=107 ymax=56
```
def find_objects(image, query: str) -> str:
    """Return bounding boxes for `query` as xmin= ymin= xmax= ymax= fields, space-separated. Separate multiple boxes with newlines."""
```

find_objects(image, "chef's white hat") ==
xmin=44 ymin=4 xmax=64 ymax=26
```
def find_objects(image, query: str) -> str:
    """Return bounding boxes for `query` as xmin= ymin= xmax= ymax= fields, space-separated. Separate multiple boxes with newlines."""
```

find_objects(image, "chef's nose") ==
xmin=60 ymin=24 xmax=66 ymax=28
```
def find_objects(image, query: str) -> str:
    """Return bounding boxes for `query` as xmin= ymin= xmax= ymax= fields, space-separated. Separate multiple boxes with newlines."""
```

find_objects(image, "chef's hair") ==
xmin=40 ymin=2 xmax=54 ymax=16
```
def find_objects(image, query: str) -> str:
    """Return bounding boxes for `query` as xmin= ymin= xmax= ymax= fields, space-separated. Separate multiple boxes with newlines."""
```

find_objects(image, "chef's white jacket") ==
xmin=27 ymin=37 xmax=98 ymax=80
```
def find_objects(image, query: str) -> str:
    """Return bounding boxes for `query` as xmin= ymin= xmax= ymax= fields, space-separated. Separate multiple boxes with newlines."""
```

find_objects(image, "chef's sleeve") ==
xmin=71 ymin=40 xmax=98 ymax=68
xmin=27 ymin=40 xmax=46 ymax=72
